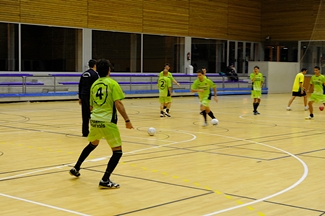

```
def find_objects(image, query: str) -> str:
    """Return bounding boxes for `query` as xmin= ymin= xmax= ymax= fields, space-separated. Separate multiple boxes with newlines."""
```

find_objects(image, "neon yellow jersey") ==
xmin=191 ymin=77 xmax=216 ymax=99
xmin=292 ymin=73 xmax=304 ymax=92
xmin=250 ymin=72 xmax=264 ymax=91
xmin=159 ymin=71 xmax=174 ymax=81
xmin=158 ymin=76 xmax=171 ymax=97
xmin=90 ymin=77 xmax=125 ymax=123
xmin=310 ymin=74 xmax=325 ymax=95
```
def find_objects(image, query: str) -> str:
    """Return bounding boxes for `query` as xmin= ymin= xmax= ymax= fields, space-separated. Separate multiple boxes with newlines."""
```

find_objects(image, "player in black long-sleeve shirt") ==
xmin=78 ymin=59 xmax=99 ymax=137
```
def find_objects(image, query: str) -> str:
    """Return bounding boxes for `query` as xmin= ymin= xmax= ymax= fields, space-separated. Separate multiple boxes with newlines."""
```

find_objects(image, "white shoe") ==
xmin=305 ymin=116 xmax=313 ymax=120
xmin=304 ymin=106 xmax=309 ymax=111
xmin=286 ymin=107 xmax=292 ymax=111
xmin=202 ymin=122 xmax=208 ymax=127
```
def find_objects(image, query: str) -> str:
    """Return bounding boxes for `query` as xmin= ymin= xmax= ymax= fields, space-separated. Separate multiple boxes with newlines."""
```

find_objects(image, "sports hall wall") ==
xmin=0 ymin=0 xmax=262 ymax=41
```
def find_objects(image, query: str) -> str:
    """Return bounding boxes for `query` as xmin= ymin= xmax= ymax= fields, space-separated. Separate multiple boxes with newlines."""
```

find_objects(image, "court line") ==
xmin=0 ymin=192 xmax=90 ymax=216
xmin=178 ymin=130 xmax=309 ymax=216
xmin=0 ymin=131 xmax=197 ymax=215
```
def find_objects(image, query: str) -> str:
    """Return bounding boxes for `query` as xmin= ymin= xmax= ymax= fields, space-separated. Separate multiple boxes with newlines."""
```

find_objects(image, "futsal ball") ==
xmin=211 ymin=119 xmax=219 ymax=125
xmin=319 ymin=106 xmax=324 ymax=111
xmin=147 ymin=127 xmax=156 ymax=136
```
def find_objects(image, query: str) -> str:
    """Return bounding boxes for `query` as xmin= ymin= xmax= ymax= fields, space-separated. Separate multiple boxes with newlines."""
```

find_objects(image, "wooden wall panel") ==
xmin=0 ymin=0 xmax=20 ymax=22
xmin=143 ymin=0 xmax=189 ymax=36
xmin=227 ymin=0 xmax=261 ymax=41
xmin=88 ymin=0 xmax=143 ymax=33
xmin=261 ymin=0 xmax=318 ymax=41
xmin=20 ymin=0 xmax=88 ymax=28
xmin=312 ymin=0 xmax=325 ymax=40
xmin=189 ymin=0 xmax=228 ymax=39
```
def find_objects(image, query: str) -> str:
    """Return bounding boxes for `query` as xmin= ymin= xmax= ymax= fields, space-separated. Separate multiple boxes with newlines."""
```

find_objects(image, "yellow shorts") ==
xmin=88 ymin=120 xmax=122 ymax=148
xmin=159 ymin=96 xmax=172 ymax=104
xmin=251 ymin=90 xmax=262 ymax=99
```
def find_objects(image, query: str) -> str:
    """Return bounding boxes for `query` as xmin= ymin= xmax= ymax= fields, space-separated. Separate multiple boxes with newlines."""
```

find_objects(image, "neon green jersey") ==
xmin=158 ymin=76 xmax=172 ymax=97
xmin=310 ymin=74 xmax=325 ymax=95
xmin=250 ymin=72 xmax=264 ymax=91
xmin=292 ymin=73 xmax=304 ymax=92
xmin=90 ymin=77 xmax=125 ymax=123
xmin=191 ymin=77 xmax=216 ymax=99
xmin=159 ymin=71 xmax=174 ymax=81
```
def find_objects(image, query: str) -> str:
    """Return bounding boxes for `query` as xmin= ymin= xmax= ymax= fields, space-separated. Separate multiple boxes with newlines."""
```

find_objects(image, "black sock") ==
xmin=163 ymin=106 xmax=167 ymax=109
xmin=75 ymin=143 xmax=97 ymax=171
xmin=256 ymin=102 xmax=260 ymax=110
xmin=253 ymin=103 xmax=257 ymax=112
xmin=207 ymin=111 xmax=215 ymax=119
xmin=202 ymin=110 xmax=207 ymax=122
xmin=310 ymin=113 xmax=314 ymax=117
xmin=166 ymin=109 xmax=169 ymax=113
xmin=160 ymin=110 xmax=164 ymax=114
xmin=102 ymin=150 xmax=123 ymax=181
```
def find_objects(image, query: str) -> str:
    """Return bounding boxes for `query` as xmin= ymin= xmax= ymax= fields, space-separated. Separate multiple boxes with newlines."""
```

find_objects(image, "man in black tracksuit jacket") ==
xmin=78 ymin=59 xmax=99 ymax=137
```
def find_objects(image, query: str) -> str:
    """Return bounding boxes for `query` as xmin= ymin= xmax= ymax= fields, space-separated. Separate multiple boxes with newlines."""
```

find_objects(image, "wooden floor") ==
xmin=0 ymin=94 xmax=324 ymax=216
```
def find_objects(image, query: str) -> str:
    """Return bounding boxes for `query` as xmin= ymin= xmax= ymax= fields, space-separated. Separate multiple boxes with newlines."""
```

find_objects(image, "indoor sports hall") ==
xmin=1 ymin=0 xmax=325 ymax=215
xmin=0 ymin=94 xmax=324 ymax=216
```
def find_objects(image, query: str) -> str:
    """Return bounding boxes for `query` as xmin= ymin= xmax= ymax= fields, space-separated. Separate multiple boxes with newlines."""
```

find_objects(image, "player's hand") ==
xmin=78 ymin=99 xmax=82 ymax=105
xmin=126 ymin=122 xmax=134 ymax=129
xmin=176 ymin=82 xmax=180 ymax=87
xmin=214 ymin=96 xmax=218 ymax=102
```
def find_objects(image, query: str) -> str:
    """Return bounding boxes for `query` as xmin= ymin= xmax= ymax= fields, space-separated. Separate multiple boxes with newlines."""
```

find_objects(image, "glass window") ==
xmin=192 ymin=38 xmax=226 ymax=73
xmin=143 ymin=35 xmax=184 ymax=73
xmin=21 ymin=24 xmax=78 ymax=72
xmin=300 ymin=41 xmax=325 ymax=73
xmin=92 ymin=31 xmax=141 ymax=72
xmin=264 ymin=41 xmax=298 ymax=62
xmin=0 ymin=23 xmax=18 ymax=71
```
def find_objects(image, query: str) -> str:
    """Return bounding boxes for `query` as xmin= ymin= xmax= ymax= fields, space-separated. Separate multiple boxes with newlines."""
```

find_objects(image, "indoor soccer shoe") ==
xmin=69 ymin=168 xmax=80 ymax=177
xmin=164 ymin=112 xmax=171 ymax=117
xmin=99 ymin=180 xmax=120 ymax=189
xmin=305 ymin=116 xmax=313 ymax=120
xmin=286 ymin=107 xmax=292 ymax=111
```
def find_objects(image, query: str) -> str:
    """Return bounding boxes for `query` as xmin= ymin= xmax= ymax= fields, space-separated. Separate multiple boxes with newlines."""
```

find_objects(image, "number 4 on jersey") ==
xmin=96 ymin=87 xmax=104 ymax=100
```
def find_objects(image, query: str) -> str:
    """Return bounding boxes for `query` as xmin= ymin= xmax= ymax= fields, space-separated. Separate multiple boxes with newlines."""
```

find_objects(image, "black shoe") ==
xmin=256 ymin=111 xmax=260 ymax=115
xmin=69 ymin=168 xmax=80 ymax=177
xmin=165 ymin=112 xmax=171 ymax=117
xmin=99 ymin=180 xmax=120 ymax=189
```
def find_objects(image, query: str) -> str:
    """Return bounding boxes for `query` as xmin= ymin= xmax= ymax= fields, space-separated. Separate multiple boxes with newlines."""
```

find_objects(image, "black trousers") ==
xmin=80 ymin=95 xmax=90 ymax=136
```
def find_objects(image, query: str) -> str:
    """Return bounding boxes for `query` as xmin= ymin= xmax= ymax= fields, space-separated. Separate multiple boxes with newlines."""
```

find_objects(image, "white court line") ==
xmin=0 ymin=192 xmax=90 ymax=216
xmin=177 ymin=130 xmax=308 ymax=216
xmin=0 ymin=130 xmax=197 ymax=214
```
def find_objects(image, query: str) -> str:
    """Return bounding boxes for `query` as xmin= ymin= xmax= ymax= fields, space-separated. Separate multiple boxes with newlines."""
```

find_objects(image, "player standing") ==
xmin=286 ymin=68 xmax=308 ymax=111
xmin=305 ymin=66 xmax=325 ymax=119
xmin=250 ymin=66 xmax=264 ymax=115
xmin=159 ymin=63 xmax=180 ymax=116
xmin=70 ymin=59 xmax=133 ymax=188
xmin=158 ymin=72 xmax=172 ymax=117
xmin=191 ymin=70 xmax=218 ymax=126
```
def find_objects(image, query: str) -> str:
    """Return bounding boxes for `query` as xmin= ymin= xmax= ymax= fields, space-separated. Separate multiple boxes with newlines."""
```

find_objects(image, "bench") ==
xmin=0 ymin=82 xmax=44 ymax=86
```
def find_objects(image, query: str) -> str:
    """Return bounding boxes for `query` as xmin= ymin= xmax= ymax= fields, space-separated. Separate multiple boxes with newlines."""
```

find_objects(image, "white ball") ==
xmin=147 ymin=127 xmax=156 ymax=136
xmin=211 ymin=118 xmax=219 ymax=125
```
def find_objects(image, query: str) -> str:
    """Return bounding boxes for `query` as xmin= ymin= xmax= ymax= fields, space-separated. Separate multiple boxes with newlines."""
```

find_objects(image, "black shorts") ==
xmin=292 ymin=90 xmax=306 ymax=97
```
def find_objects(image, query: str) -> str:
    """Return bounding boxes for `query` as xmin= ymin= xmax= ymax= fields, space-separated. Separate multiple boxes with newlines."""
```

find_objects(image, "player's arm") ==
xmin=307 ymin=84 xmax=312 ymax=93
xmin=250 ymin=73 xmax=256 ymax=82
xmin=115 ymin=100 xmax=133 ymax=129
xmin=191 ymin=86 xmax=203 ymax=92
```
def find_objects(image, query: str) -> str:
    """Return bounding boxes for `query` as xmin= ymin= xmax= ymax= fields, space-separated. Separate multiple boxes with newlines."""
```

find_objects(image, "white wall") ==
xmin=248 ymin=61 xmax=300 ymax=94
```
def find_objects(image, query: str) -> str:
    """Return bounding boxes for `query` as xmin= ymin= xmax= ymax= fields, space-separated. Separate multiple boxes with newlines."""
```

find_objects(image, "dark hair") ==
xmin=254 ymin=66 xmax=259 ymax=69
xmin=301 ymin=68 xmax=307 ymax=72
xmin=196 ymin=70 xmax=204 ymax=74
xmin=88 ymin=59 xmax=97 ymax=68
xmin=96 ymin=59 xmax=111 ymax=77
xmin=164 ymin=63 xmax=170 ymax=67
xmin=201 ymin=66 xmax=206 ymax=69
xmin=314 ymin=66 xmax=320 ymax=70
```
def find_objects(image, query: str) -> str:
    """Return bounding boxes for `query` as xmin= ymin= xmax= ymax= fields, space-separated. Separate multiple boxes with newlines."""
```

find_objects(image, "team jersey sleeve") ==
xmin=208 ymin=79 xmax=216 ymax=88
xmin=250 ymin=73 xmax=254 ymax=81
xmin=191 ymin=80 xmax=198 ymax=90
xmin=112 ymin=82 xmax=125 ymax=101
xmin=168 ymin=72 xmax=175 ymax=81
